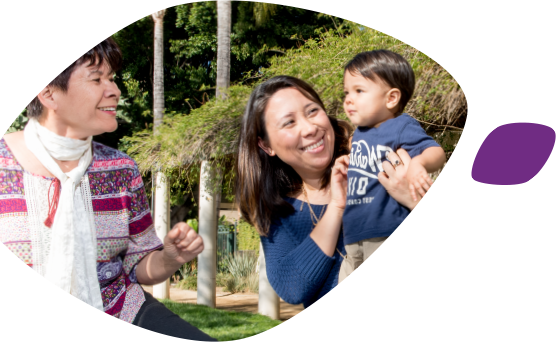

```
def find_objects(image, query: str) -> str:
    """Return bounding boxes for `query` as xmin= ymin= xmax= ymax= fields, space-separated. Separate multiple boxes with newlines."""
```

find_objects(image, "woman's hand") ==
xmin=136 ymin=222 xmax=204 ymax=285
xmin=329 ymin=155 xmax=349 ymax=210
xmin=378 ymin=149 xmax=420 ymax=210
xmin=162 ymin=222 xmax=204 ymax=266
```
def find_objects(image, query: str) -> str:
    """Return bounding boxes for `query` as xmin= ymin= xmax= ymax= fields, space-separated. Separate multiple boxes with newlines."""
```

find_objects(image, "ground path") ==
xmin=142 ymin=284 xmax=304 ymax=321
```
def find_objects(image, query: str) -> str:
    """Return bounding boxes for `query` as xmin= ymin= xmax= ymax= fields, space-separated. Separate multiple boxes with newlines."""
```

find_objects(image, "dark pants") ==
xmin=132 ymin=291 xmax=217 ymax=341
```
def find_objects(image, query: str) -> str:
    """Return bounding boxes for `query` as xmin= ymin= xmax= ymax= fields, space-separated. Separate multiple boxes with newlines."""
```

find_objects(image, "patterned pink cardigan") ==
xmin=0 ymin=138 xmax=163 ymax=323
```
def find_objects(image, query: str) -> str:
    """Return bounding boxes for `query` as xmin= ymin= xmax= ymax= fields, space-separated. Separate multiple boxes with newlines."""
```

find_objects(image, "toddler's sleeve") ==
xmin=123 ymin=163 xmax=163 ymax=281
xmin=397 ymin=116 xmax=440 ymax=158
xmin=261 ymin=221 xmax=335 ymax=305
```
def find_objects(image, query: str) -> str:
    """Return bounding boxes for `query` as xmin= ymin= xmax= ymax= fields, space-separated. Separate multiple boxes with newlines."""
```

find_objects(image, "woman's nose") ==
xmin=301 ymin=116 xmax=318 ymax=137
xmin=105 ymin=81 xmax=121 ymax=99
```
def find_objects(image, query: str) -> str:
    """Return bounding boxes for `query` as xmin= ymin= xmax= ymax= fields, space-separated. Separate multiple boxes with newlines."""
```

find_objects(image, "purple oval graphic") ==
xmin=472 ymin=123 xmax=555 ymax=185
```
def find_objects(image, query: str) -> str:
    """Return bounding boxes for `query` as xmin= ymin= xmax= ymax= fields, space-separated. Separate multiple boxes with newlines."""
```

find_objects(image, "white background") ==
xmin=1 ymin=0 xmax=555 ymax=341
xmin=356 ymin=0 xmax=556 ymax=342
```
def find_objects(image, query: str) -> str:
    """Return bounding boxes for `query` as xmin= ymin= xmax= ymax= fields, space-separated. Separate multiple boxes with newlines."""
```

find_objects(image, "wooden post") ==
xmin=153 ymin=171 xmax=170 ymax=299
xmin=197 ymin=161 xmax=217 ymax=307
xmin=258 ymin=241 xmax=280 ymax=319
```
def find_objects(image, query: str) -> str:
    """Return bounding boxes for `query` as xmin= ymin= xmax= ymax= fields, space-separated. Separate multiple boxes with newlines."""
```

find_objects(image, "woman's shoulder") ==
xmin=1 ymin=133 xmax=24 ymax=171
xmin=90 ymin=141 xmax=140 ymax=172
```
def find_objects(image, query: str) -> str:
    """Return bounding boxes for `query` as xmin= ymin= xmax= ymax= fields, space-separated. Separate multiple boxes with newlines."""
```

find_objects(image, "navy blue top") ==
xmin=342 ymin=114 xmax=440 ymax=245
xmin=260 ymin=197 xmax=345 ymax=308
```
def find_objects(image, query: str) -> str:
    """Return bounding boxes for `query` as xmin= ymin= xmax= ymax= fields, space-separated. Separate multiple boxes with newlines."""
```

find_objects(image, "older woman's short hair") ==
xmin=236 ymin=76 xmax=352 ymax=236
xmin=26 ymin=37 xmax=123 ymax=119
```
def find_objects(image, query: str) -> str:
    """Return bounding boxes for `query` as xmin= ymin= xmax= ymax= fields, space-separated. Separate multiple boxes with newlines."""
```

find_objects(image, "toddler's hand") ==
xmin=406 ymin=160 xmax=434 ymax=201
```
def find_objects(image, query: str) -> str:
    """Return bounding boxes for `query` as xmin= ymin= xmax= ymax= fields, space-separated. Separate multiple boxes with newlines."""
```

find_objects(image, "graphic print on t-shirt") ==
xmin=347 ymin=140 xmax=393 ymax=200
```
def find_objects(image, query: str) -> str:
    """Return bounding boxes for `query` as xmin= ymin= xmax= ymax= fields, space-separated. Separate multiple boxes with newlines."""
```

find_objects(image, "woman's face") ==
xmin=259 ymin=87 xmax=335 ymax=179
xmin=45 ymin=61 xmax=121 ymax=139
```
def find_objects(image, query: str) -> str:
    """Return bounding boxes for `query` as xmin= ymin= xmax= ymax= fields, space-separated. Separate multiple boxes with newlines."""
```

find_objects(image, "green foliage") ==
xmin=177 ymin=274 xmax=198 ymax=291
xmin=216 ymin=272 xmax=229 ymax=287
xmin=225 ymin=252 xmax=258 ymax=279
xmin=221 ymin=252 xmax=259 ymax=294
xmin=237 ymin=220 xmax=260 ymax=253
xmin=186 ymin=218 xmax=199 ymax=232
xmin=161 ymin=299 xmax=281 ymax=340
xmin=126 ymin=25 xmax=466 ymax=196
xmin=5 ymin=110 xmax=28 ymax=134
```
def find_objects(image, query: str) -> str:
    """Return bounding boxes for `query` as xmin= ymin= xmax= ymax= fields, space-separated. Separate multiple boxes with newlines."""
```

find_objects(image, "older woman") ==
xmin=1 ymin=38 xmax=215 ymax=341
xmin=236 ymin=76 xmax=419 ymax=308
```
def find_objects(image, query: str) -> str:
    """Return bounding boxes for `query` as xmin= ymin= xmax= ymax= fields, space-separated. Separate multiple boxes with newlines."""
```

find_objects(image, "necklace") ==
xmin=301 ymin=183 xmax=327 ymax=227
xmin=301 ymin=183 xmax=347 ymax=259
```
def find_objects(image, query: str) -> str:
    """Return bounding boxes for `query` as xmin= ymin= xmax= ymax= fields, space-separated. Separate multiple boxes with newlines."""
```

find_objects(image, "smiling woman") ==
xmin=0 ymin=38 xmax=215 ymax=341
xmin=236 ymin=75 xmax=421 ymax=308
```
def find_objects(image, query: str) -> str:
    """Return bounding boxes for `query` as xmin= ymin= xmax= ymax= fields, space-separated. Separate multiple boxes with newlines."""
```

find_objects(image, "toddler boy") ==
xmin=339 ymin=50 xmax=446 ymax=282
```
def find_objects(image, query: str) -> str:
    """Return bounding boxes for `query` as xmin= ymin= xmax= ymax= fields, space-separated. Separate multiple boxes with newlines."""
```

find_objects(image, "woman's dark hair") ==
xmin=236 ymin=76 xmax=352 ymax=236
xmin=345 ymin=50 xmax=415 ymax=115
xmin=27 ymin=37 xmax=123 ymax=118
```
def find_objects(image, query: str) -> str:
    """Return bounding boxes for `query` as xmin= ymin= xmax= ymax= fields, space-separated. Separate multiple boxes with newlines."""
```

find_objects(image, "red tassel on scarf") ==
xmin=44 ymin=178 xmax=61 ymax=228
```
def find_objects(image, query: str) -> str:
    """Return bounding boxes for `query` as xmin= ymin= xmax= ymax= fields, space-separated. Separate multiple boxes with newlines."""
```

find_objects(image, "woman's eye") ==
xmin=283 ymin=120 xmax=294 ymax=127
xmin=93 ymin=78 xmax=101 ymax=83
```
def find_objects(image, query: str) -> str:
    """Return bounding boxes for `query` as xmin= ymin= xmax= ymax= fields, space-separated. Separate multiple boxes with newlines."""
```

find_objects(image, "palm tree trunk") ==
xmin=151 ymin=9 xmax=170 ymax=300
xmin=215 ymin=0 xmax=231 ymax=100
xmin=197 ymin=0 xmax=231 ymax=308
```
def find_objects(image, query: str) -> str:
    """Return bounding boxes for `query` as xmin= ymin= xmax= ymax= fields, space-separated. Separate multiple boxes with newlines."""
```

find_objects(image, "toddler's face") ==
xmin=343 ymin=71 xmax=396 ymax=128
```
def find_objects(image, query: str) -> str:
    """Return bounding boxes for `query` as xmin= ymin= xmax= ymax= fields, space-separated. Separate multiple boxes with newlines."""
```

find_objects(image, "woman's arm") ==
xmin=261 ymin=156 xmax=349 ymax=304
xmin=262 ymin=225 xmax=336 ymax=305
xmin=309 ymin=155 xmax=349 ymax=256
xmin=378 ymin=149 xmax=420 ymax=210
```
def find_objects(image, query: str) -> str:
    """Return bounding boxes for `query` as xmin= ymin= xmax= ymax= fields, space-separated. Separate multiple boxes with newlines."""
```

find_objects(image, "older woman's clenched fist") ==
xmin=162 ymin=222 xmax=205 ymax=265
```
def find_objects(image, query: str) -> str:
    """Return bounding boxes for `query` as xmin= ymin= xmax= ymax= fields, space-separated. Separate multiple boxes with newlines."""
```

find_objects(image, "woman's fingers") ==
xmin=180 ymin=236 xmax=204 ymax=254
xmin=334 ymin=155 xmax=349 ymax=175
xmin=409 ymin=183 xmax=418 ymax=202
xmin=176 ymin=228 xmax=198 ymax=249
xmin=173 ymin=223 xmax=189 ymax=243
xmin=382 ymin=160 xmax=396 ymax=179
xmin=396 ymin=149 xmax=412 ymax=166
xmin=387 ymin=151 xmax=403 ymax=168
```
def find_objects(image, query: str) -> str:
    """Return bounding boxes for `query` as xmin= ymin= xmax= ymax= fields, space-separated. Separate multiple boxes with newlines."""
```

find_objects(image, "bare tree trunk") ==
xmin=215 ymin=0 xmax=231 ymax=100
xmin=152 ymin=9 xmax=165 ymax=130
xmin=151 ymin=9 xmax=170 ymax=300
xmin=197 ymin=0 xmax=231 ymax=308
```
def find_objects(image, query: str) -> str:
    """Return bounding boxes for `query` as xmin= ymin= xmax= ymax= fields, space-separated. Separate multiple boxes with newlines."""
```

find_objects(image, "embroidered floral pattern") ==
xmin=0 ymin=138 xmax=163 ymax=323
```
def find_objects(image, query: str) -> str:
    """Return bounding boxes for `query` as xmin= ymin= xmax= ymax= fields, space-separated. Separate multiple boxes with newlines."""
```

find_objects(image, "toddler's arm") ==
xmin=405 ymin=146 xmax=446 ymax=201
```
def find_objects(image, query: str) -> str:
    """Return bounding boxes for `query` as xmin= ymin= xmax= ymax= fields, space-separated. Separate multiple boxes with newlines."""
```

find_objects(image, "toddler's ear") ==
xmin=258 ymin=137 xmax=276 ymax=156
xmin=386 ymin=88 xmax=401 ymax=111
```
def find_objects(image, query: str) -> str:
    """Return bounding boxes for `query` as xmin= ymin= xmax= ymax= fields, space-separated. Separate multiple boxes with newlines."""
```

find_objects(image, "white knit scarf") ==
xmin=24 ymin=118 xmax=103 ymax=311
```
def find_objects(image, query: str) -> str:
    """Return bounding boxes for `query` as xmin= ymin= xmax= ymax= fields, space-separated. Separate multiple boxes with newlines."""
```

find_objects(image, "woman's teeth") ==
xmin=304 ymin=138 xmax=324 ymax=152
xmin=98 ymin=107 xmax=116 ymax=111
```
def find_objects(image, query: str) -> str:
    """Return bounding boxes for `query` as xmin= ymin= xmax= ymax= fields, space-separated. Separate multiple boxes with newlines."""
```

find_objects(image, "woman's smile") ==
xmin=302 ymin=137 xmax=324 ymax=153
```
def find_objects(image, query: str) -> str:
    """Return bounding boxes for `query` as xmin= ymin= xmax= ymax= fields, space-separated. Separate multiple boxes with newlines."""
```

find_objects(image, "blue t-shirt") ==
xmin=342 ymin=114 xmax=440 ymax=245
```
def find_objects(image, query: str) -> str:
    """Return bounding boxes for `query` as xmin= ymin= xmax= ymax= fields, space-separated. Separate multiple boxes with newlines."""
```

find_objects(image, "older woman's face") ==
xmin=259 ymin=87 xmax=335 ymax=179
xmin=48 ymin=61 xmax=120 ymax=139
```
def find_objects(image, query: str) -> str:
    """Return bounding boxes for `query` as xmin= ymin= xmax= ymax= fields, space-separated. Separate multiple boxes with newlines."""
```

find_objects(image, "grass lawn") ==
xmin=161 ymin=299 xmax=281 ymax=341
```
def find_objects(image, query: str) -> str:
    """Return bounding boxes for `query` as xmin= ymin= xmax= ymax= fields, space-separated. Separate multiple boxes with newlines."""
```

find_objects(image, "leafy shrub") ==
xmin=177 ymin=274 xmax=198 ymax=291
xmin=224 ymin=274 xmax=245 ymax=294
xmin=216 ymin=272 xmax=228 ymax=287
xmin=245 ymin=272 xmax=259 ymax=294
xmin=220 ymin=252 xmax=259 ymax=293
xmin=225 ymin=252 xmax=258 ymax=279
xmin=237 ymin=220 xmax=260 ymax=254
